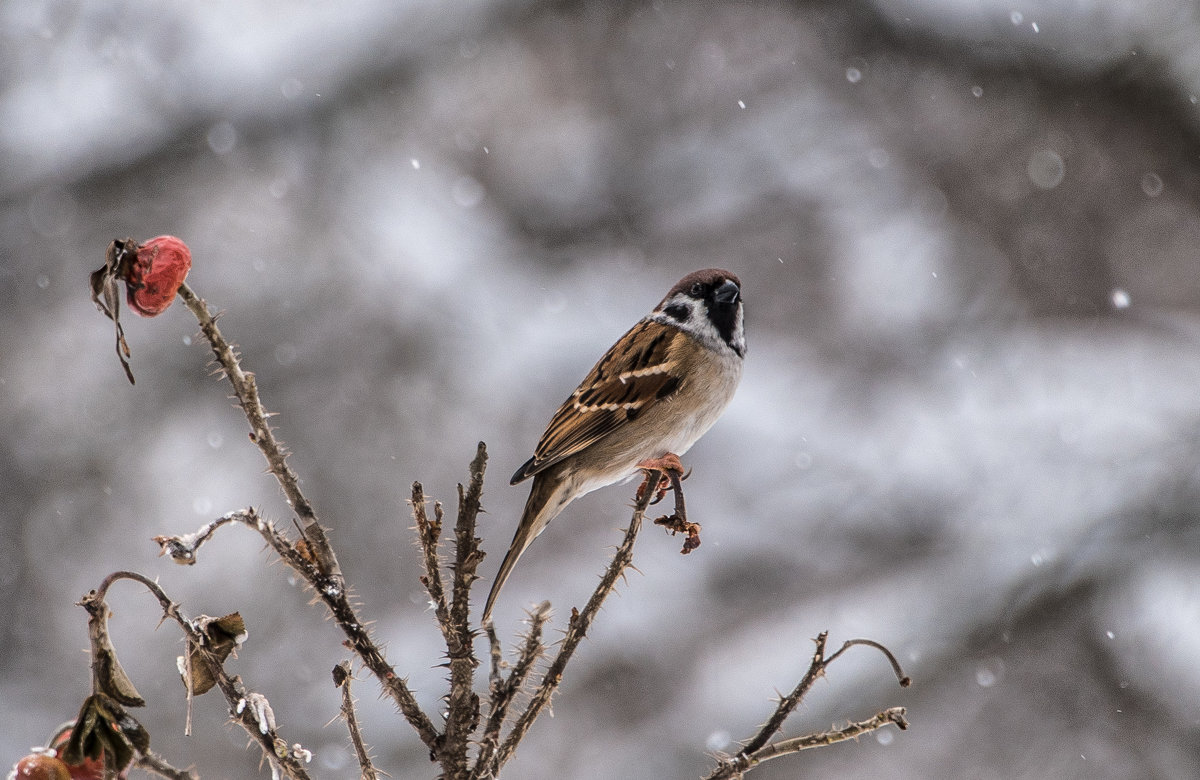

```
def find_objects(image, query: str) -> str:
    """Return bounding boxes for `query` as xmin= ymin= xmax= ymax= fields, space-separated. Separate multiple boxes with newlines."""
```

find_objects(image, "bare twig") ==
xmin=333 ymin=662 xmax=379 ymax=780
xmin=702 ymin=631 xmax=911 ymax=779
xmin=471 ymin=602 xmax=551 ymax=779
xmin=152 ymin=512 xmax=240 ymax=565
xmin=412 ymin=483 xmax=452 ymax=636
xmin=485 ymin=621 xmax=505 ymax=692
xmin=484 ymin=468 xmax=660 ymax=776
xmin=709 ymin=707 xmax=909 ymax=778
xmin=81 ymin=572 xmax=313 ymax=780
xmin=135 ymin=749 xmax=199 ymax=780
xmin=651 ymin=467 xmax=701 ymax=553
xmin=153 ymin=509 xmax=268 ymax=566
xmin=740 ymin=631 xmax=831 ymax=757
xmin=156 ymin=469 xmax=491 ymax=770
xmin=826 ymin=638 xmax=912 ymax=687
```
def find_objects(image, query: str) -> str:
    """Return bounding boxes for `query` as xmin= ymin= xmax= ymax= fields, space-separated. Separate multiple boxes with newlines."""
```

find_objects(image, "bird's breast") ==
xmin=573 ymin=346 xmax=743 ymax=494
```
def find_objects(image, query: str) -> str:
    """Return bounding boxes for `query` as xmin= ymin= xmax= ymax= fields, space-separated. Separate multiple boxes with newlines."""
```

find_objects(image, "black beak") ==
xmin=713 ymin=279 xmax=740 ymax=305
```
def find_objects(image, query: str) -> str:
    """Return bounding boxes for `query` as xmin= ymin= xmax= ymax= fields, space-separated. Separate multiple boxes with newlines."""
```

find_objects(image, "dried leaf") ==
xmin=178 ymin=612 xmax=247 ymax=696
xmin=83 ymin=595 xmax=145 ymax=708
xmin=89 ymin=239 xmax=139 ymax=384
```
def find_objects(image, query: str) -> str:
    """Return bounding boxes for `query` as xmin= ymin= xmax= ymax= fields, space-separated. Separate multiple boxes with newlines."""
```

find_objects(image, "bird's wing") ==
xmin=510 ymin=319 xmax=684 ymax=484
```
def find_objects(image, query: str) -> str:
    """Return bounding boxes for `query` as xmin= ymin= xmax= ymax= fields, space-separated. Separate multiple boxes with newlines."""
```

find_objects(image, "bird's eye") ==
xmin=690 ymin=282 xmax=705 ymax=296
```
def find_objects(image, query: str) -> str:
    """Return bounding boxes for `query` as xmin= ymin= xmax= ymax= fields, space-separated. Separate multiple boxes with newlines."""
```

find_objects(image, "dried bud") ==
xmin=125 ymin=235 xmax=191 ymax=317
xmin=56 ymin=697 xmax=142 ymax=780
xmin=46 ymin=726 xmax=104 ymax=780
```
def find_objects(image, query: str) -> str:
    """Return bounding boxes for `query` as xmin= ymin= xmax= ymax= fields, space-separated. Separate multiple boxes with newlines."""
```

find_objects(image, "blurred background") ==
xmin=3 ymin=1 xmax=1200 ymax=777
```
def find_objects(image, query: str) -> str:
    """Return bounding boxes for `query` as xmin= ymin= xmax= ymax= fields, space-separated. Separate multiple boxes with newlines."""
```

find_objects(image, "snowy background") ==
xmin=4 ymin=1 xmax=1200 ymax=778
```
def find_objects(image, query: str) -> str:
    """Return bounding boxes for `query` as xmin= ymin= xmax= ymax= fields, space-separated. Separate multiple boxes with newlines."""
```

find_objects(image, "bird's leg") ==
xmin=636 ymin=453 xmax=701 ymax=554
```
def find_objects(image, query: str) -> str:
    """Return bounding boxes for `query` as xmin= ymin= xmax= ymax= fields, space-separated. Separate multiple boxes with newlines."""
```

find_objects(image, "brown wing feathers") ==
xmin=510 ymin=321 xmax=683 ymax=484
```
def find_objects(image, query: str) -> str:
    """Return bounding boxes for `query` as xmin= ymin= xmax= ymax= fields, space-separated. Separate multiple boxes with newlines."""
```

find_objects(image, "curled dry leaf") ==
xmin=653 ymin=512 xmax=702 ymax=553
xmin=151 ymin=534 xmax=198 ymax=565
xmin=89 ymin=239 xmax=138 ymax=384
xmin=177 ymin=612 xmax=247 ymax=696
xmin=78 ymin=591 xmax=145 ymax=708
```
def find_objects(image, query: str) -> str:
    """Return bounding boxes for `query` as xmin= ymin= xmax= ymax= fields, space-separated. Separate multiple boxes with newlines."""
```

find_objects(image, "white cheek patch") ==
xmin=728 ymin=310 xmax=746 ymax=357
xmin=659 ymin=294 xmax=703 ymax=322
xmin=655 ymin=307 xmax=729 ymax=354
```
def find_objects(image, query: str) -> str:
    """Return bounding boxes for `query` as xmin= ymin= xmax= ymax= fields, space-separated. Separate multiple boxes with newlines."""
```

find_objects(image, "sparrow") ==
xmin=482 ymin=268 xmax=745 ymax=622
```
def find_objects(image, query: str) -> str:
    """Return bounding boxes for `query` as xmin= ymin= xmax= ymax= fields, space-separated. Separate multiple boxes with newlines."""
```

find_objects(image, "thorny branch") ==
xmin=412 ymin=483 xmax=453 ymax=642
xmin=744 ymin=632 xmax=910 ymax=757
xmin=471 ymin=602 xmax=551 ymax=779
xmin=155 ymin=440 xmax=492 ymax=774
xmin=651 ymin=467 xmax=702 ymax=553
xmin=480 ymin=468 xmax=662 ymax=777
xmin=176 ymin=282 xmax=338 ymax=578
xmin=80 ymin=571 xmax=313 ymax=780
xmin=441 ymin=444 xmax=489 ymax=775
xmin=155 ymin=507 xmax=441 ymax=752
xmin=332 ymin=662 xmax=378 ymax=780
xmin=702 ymin=631 xmax=911 ymax=780
xmin=173 ymin=283 xmax=442 ymax=753
xmin=732 ymin=707 xmax=909 ymax=772
xmin=153 ymin=451 xmax=913 ymax=779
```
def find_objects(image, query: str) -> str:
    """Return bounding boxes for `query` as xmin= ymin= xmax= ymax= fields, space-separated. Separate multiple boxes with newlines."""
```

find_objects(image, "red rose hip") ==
xmin=12 ymin=753 xmax=71 ymax=780
xmin=125 ymin=235 xmax=191 ymax=316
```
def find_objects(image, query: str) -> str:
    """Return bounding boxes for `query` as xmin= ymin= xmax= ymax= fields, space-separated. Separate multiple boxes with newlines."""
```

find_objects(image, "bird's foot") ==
xmin=635 ymin=453 xmax=688 ymax=505
xmin=636 ymin=453 xmax=700 ymax=554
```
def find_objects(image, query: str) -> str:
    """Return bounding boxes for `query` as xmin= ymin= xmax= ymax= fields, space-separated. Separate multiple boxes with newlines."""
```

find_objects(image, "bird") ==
xmin=481 ymin=268 xmax=745 ymax=622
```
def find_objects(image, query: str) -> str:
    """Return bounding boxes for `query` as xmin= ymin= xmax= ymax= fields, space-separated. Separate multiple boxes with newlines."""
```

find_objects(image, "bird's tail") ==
xmin=481 ymin=474 xmax=563 ymax=623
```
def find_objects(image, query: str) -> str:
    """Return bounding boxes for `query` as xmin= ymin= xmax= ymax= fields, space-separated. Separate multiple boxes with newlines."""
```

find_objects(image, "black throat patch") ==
xmin=707 ymin=300 xmax=741 ymax=355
